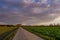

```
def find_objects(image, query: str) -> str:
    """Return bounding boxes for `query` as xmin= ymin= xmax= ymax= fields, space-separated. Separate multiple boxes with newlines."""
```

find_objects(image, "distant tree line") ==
xmin=0 ymin=23 xmax=60 ymax=27
xmin=21 ymin=23 xmax=60 ymax=27
xmin=0 ymin=25 xmax=15 ymax=27
xmin=0 ymin=24 xmax=22 ymax=27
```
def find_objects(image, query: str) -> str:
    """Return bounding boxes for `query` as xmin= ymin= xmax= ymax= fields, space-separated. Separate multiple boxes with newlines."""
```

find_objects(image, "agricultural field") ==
xmin=0 ymin=26 xmax=18 ymax=40
xmin=23 ymin=26 xmax=60 ymax=40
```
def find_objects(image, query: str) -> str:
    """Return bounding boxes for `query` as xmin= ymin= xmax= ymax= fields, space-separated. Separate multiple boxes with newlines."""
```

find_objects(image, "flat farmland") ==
xmin=23 ymin=26 xmax=60 ymax=40
xmin=0 ymin=27 xmax=17 ymax=34
xmin=0 ymin=26 xmax=18 ymax=40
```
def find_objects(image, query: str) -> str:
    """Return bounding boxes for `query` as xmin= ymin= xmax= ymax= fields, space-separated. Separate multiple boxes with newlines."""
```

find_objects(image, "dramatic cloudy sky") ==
xmin=0 ymin=0 xmax=60 ymax=25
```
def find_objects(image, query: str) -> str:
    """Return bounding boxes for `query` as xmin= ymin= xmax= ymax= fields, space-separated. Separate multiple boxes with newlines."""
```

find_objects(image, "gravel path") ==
xmin=12 ymin=27 xmax=44 ymax=40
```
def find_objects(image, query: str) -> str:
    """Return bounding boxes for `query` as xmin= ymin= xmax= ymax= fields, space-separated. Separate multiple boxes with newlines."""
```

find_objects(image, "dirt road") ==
xmin=12 ymin=27 xmax=44 ymax=40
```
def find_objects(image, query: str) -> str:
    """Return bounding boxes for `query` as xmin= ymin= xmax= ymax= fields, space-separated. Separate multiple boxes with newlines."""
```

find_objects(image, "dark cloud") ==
xmin=0 ymin=0 xmax=60 ymax=25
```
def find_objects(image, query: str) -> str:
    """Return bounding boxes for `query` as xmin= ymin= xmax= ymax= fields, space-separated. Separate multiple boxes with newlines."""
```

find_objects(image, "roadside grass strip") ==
xmin=0 ymin=27 xmax=18 ymax=40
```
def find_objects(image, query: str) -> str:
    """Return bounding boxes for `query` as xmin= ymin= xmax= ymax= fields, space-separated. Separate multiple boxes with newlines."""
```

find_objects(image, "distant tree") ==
xmin=49 ymin=24 xmax=53 ymax=27
xmin=16 ymin=24 xmax=22 ymax=27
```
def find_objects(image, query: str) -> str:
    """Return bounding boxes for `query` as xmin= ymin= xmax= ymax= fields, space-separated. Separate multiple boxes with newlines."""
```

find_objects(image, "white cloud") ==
xmin=41 ymin=0 xmax=48 ymax=4
xmin=51 ymin=17 xmax=60 ymax=24
xmin=23 ymin=0 xmax=35 ymax=4
xmin=48 ymin=13 xmax=58 ymax=17
xmin=31 ymin=7 xmax=49 ymax=14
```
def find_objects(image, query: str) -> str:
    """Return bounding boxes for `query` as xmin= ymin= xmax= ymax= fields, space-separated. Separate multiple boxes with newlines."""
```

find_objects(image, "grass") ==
xmin=23 ymin=26 xmax=60 ymax=40
xmin=0 ymin=26 xmax=18 ymax=40
xmin=4 ymin=28 xmax=18 ymax=40
xmin=0 ymin=27 xmax=17 ymax=34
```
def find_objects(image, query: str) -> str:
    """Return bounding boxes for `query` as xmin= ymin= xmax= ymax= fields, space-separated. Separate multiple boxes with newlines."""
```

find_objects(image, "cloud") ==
xmin=49 ymin=17 xmax=60 ymax=24
xmin=21 ymin=5 xmax=60 ymax=25
xmin=23 ymin=0 xmax=35 ymax=4
xmin=5 ymin=0 xmax=23 ymax=3
xmin=0 ymin=0 xmax=60 ymax=25
xmin=41 ymin=0 xmax=48 ymax=4
xmin=0 ymin=22 xmax=7 ymax=25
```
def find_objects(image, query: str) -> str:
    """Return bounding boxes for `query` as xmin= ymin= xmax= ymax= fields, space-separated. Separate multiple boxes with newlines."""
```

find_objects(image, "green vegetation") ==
xmin=23 ymin=26 xmax=60 ymax=40
xmin=0 ymin=26 xmax=18 ymax=40
xmin=0 ymin=27 xmax=16 ymax=34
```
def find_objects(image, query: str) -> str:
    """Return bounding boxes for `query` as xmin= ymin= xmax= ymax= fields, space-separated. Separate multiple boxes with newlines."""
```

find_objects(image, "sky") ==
xmin=0 ymin=0 xmax=60 ymax=25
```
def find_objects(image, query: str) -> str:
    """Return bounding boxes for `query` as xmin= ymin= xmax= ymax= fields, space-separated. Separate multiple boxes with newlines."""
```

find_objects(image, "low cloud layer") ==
xmin=0 ymin=0 xmax=60 ymax=25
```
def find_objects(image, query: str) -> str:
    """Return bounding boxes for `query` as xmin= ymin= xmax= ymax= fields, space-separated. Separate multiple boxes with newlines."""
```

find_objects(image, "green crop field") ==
xmin=23 ymin=26 xmax=60 ymax=40
xmin=0 ymin=26 xmax=18 ymax=40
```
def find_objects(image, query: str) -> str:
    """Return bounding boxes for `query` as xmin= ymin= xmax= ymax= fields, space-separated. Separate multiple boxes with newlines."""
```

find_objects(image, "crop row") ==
xmin=23 ymin=27 xmax=60 ymax=40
